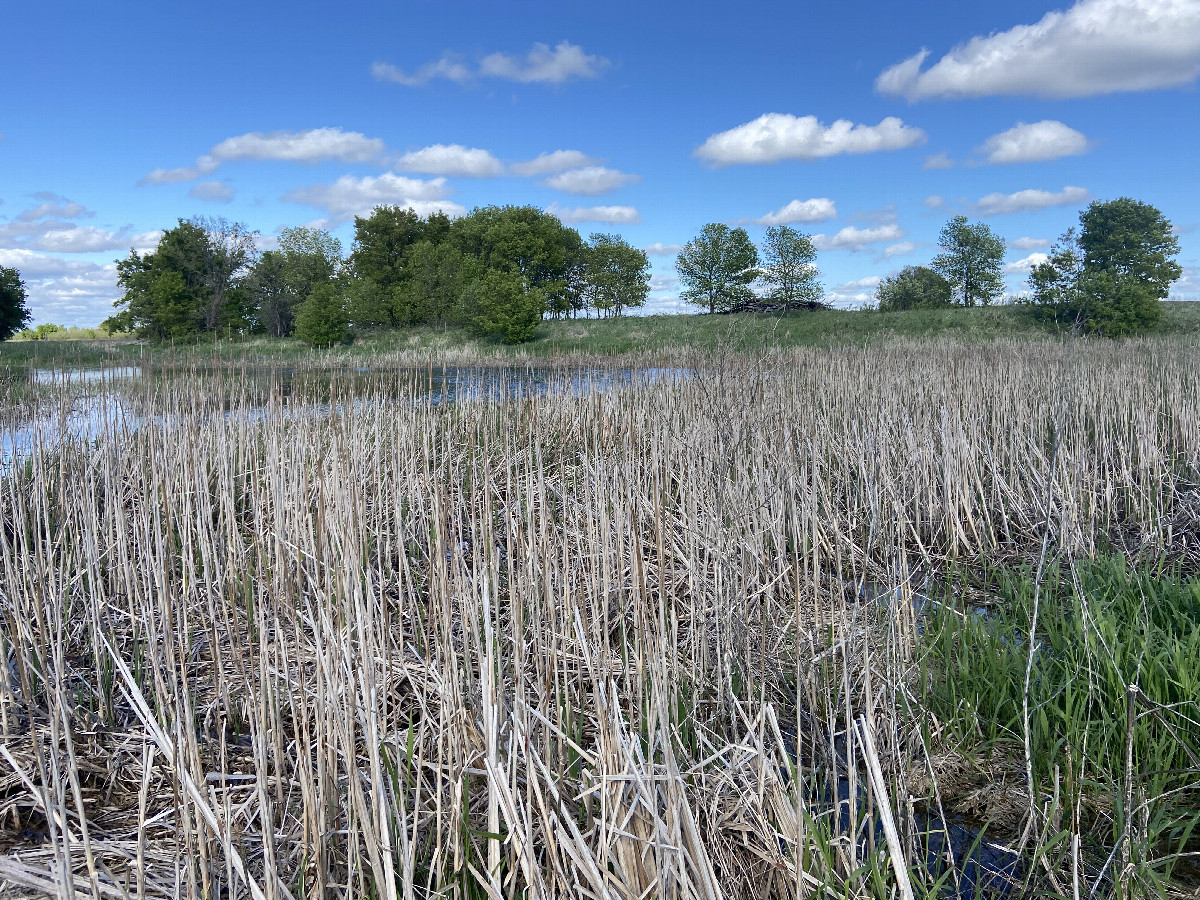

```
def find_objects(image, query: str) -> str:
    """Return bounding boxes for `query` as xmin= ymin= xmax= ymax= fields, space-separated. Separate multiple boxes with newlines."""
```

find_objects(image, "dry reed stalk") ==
xmin=0 ymin=338 xmax=1196 ymax=898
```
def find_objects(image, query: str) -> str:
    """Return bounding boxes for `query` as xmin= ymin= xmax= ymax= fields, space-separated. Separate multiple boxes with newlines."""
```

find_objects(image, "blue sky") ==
xmin=2 ymin=0 xmax=1198 ymax=325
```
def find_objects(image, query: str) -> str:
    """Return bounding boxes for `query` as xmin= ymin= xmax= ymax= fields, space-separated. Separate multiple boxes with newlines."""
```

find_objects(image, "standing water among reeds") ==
xmin=0 ymin=338 xmax=1197 ymax=899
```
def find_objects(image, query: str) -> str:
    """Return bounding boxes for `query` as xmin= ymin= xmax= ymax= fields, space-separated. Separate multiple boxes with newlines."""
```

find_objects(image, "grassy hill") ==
xmin=4 ymin=302 xmax=1200 ymax=365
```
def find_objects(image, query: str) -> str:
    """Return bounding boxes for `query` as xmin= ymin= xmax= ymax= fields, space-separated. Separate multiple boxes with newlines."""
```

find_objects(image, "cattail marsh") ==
xmin=1 ymin=338 xmax=1197 ymax=899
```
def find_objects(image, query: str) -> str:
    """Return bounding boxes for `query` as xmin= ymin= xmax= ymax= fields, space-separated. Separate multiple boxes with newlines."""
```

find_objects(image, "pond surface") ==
xmin=1 ymin=364 xmax=688 ymax=470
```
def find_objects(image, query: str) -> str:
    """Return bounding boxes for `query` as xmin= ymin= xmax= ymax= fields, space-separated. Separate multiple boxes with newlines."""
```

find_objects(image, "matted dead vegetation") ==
xmin=1 ymin=337 xmax=1198 ymax=898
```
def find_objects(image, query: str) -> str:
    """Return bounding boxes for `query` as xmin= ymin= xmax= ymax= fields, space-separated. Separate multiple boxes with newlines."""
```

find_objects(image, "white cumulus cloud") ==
xmin=396 ymin=144 xmax=505 ymax=177
xmin=510 ymin=150 xmax=601 ymax=177
xmin=1004 ymin=252 xmax=1051 ymax=274
xmin=27 ymin=226 xmax=156 ymax=254
xmin=695 ymin=114 xmax=926 ymax=166
xmin=282 ymin=173 xmax=465 ymax=225
xmin=755 ymin=198 xmax=838 ymax=226
xmin=1 ymin=198 xmax=163 ymax=254
xmin=876 ymin=0 xmax=1200 ymax=100
xmin=923 ymin=152 xmax=954 ymax=170
xmin=979 ymin=121 xmax=1090 ymax=164
xmin=924 ymin=195 xmax=945 ymax=209
xmin=543 ymin=166 xmax=639 ymax=195
xmin=976 ymin=185 xmax=1088 ymax=216
xmin=545 ymin=202 xmax=640 ymax=225
xmin=812 ymin=224 xmax=907 ymax=252
xmin=0 ymin=250 xmax=121 ymax=326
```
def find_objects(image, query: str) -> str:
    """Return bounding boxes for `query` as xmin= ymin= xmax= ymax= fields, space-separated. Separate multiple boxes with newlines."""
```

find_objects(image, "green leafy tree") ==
xmin=349 ymin=206 xmax=430 ymax=294
xmin=465 ymin=269 xmax=545 ymax=343
xmin=244 ymin=251 xmax=294 ymax=337
xmin=675 ymin=224 xmax=760 ymax=314
xmin=294 ymin=282 xmax=350 ymax=347
xmin=394 ymin=241 xmax=472 ymax=327
xmin=278 ymin=226 xmax=342 ymax=297
xmin=1078 ymin=198 xmax=1181 ymax=300
xmin=932 ymin=216 xmax=1006 ymax=306
xmin=761 ymin=226 xmax=823 ymax=312
xmin=1026 ymin=200 xmax=1181 ymax=336
xmin=0 ymin=266 xmax=33 ymax=341
xmin=345 ymin=277 xmax=392 ymax=331
xmin=106 ymin=218 xmax=256 ymax=339
xmin=246 ymin=226 xmax=342 ymax=337
xmin=452 ymin=206 xmax=582 ymax=315
xmin=582 ymin=233 xmax=650 ymax=317
xmin=875 ymin=266 xmax=953 ymax=311
xmin=189 ymin=216 xmax=258 ymax=331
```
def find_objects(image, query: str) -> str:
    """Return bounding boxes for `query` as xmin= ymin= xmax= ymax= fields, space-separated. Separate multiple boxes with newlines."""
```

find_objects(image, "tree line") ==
xmin=102 ymin=206 xmax=653 ymax=345
xmin=873 ymin=198 xmax=1182 ymax=336
xmin=0 ymin=196 xmax=1183 ymax=345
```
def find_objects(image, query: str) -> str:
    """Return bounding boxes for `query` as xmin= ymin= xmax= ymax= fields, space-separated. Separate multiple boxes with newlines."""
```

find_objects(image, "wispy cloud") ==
xmin=510 ymin=150 xmax=601 ymax=177
xmin=545 ymin=202 xmax=640 ymax=225
xmin=543 ymin=166 xmax=639 ymax=195
xmin=1011 ymin=236 xmax=1052 ymax=250
xmin=188 ymin=181 xmax=236 ymax=203
xmin=975 ymin=185 xmax=1088 ymax=216
xmin=140 ymin=128 xmax=384 ymax=185
xmin=812 ymin=224 xmax=906 ymax=251
xmin=373 ymin=41 xmax=608 ymax=87
xmin=644 ymin=242 xmax=683 ymax=256
xmin=754 ymin=198 xmax=837 ymax=226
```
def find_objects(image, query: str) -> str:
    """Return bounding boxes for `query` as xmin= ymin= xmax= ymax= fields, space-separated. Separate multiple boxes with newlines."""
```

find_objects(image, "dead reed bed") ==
xmin=0 ymin=337 xmax=1198 ymax=899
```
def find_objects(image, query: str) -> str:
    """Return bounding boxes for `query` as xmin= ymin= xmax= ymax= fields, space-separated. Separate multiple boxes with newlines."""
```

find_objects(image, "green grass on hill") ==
xmin=4 ymin=302 xmax=1199 ymax=366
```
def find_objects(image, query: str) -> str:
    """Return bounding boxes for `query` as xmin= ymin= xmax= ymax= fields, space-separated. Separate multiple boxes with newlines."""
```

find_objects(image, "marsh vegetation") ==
xmin=0 ymin=337 xmax=1198 ymax=899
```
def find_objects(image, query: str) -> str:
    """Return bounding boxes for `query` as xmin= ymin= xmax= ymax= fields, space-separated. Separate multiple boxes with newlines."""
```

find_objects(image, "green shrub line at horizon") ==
xmin=1 ymin=340 xmax=1198 ymax=897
